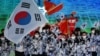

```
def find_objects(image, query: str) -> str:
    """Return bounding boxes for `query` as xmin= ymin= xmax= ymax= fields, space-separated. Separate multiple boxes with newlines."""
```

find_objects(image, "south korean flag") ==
xmin=81 ymin=22 xmax=87 ymax=30
xmin=4 ymin=0 xmax=48 ymax=44
xmin=93 ymin=21 xmax=100 ymax=28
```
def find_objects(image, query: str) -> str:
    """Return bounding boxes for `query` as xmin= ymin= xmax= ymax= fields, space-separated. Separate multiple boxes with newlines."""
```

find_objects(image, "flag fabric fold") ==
xmin=44 ymin=0 xmax=63 ymax=15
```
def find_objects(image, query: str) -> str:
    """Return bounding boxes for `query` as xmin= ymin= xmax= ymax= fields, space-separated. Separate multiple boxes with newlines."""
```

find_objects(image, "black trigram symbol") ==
xmin=21 ymin=2 xmax=30 ymax=8
xmin=15 ymin=28 xmax=24 ymax=34
xmin=34 ymin=14 xmax=41 ymax=21
xmin=7 ymin=20 xmax=12 ymax=29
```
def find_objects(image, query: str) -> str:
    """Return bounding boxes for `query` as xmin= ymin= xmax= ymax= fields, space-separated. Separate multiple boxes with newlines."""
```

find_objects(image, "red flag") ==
xmin=44 ymin=0 xmax=63 ymax=15
xmin=58 ymin=19 xmax=68 ymax=35
xmin=67 ymin=12 xmax=78 ymax=34
xmin=29 ymin=27 xmax=40 ymax=37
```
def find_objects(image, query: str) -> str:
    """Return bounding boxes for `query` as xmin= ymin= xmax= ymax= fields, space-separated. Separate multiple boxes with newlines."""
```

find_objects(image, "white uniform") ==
xmin=57 ymin=48 xmax=66 ymax=56
xmin=46 ymin=43 xmax=56 ymax=56
xmin=16 ymin=44 xmax=24 ymax=52
xmin=75 ymin=45 xmax=84 ymax=56
xmin=52 ymin=27 xmax=61 ymax=36
xmin=55 ymin=40 xmax=68 ymax=56
xmin=30 ymin=37 xmax=43 ymax=55
xmin=97 ymin=46 xmax=100 ymax=56
xmin=0 ymin=38 xmax=11 ymax=56
xmin=90 ymin=35 xmax=97 ymax=52
xmin=95 ymin=35 xmax=100 ymax=56
xmin=23 ymin=35 xmax=33 ymax=56
xmin=85 ymin=41 xmax=91 ymax=56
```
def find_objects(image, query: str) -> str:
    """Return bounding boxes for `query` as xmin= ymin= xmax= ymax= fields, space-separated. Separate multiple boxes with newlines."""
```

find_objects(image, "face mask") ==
xmin=56 ymin=29 xmax=59 ymax=32
xmin=83 ymin=36 xmax=86 ymax=39
xmin=61 ymin=38 xmax=65 ymax=41
xmin=92 ymin=30 xmax=95 ymax=33
xmin=71 ymin=36 xmax=75 ymax=39
xmin=51 ymin=35 xmax=54 ymax=38
xmin=0 ymin=38 xmax=5 ymax=40
xmin=35 ymin=34 xmax=39 ymax=38
xmin=43 ymin=30 xmax=46 ymax=33
xmin=46 ymin=29 xmax=50 ymax=33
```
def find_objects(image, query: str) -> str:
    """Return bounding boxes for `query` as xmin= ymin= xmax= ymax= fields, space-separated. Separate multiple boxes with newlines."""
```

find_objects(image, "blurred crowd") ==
xmin=0 ymin=23 xmax=100 ymax=56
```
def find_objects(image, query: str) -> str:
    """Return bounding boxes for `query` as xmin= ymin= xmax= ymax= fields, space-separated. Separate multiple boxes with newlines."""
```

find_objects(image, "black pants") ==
xmin=32 ymin=54 xmax=47 ymax=56
xmin=92 ymin=52 xmax=97 ymax=56
xmin=15 ymin=51 xmax=25 ymax=56
xmin=32 ymin=54 xmax=41 ymax=56
xmin=32 ymin=52 xmax=47 ymax=56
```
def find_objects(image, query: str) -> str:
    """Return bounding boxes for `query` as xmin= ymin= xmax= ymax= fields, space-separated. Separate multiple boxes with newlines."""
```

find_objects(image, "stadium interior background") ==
xmin=0 ymin=0 xmax=100 ymax=33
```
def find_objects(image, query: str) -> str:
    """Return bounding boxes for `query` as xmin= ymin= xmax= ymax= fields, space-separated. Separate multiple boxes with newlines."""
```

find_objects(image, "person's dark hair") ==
xmin=35 ymin=31 xmax=40 ymax=34
xmin=75 ymin=27 xmax=81 ymax=32
xmin=74 ymin=27 xmax=81 ymax=36
xmin=0 ymin=28 xmax=4 ymax=37
xmin=42 ymin=27 xmax=46 ymax=30
xmin=91 ymin=27 xmax=96 ymax=31
xmin=90 ymin=27 xmax=98 ymax=35
xmin=1 ymin=29 xmax=4 ymax=33
xmin=44 ymin=24 xmax=51 ymax=29
xmin=71 ymin=32 xmax=76 ymax=36
xmin=81 ymin=32 xmax=87 ymax=36
xmin=52 ymin=33 xmax=57 ymax=38
xmin=95 ymin=30 xmax=100 ymax=35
